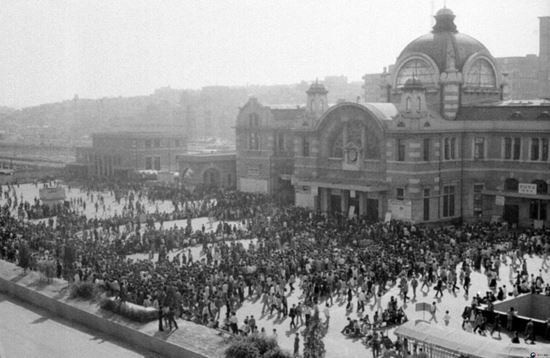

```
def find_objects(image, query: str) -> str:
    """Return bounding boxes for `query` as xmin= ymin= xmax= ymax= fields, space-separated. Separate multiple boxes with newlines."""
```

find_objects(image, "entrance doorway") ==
xmin=330 ymin=194 xmax=341 ymax=215
xmin=348 ymin=195 xmax=359 ymax=218
xmin=503 ymin=204 xmax=519 ymax=225
xmin=203 ymin=168 xmax=221 ymax=188
xmin=366 ymin=199 xmax=378 ymax=222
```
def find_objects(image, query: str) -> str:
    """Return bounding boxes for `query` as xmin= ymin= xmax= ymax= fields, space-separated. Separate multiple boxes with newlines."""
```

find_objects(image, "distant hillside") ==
xmin=2 ymin=77 xmax=363 ymax=146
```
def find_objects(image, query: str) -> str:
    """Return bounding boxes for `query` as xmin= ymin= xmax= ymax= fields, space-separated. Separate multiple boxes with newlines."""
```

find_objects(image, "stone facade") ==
xmin=235 ymin=8 xmax=550 ymax=228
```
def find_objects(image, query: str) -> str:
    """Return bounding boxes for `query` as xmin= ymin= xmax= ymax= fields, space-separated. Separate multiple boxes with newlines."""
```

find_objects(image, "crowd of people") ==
xmin=1 ymin=178 xmax=550 ymax=357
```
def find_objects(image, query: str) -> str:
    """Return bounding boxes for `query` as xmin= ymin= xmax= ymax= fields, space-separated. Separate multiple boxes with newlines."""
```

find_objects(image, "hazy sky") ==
xmin=1 ymin=0 xmax=548 ymax=108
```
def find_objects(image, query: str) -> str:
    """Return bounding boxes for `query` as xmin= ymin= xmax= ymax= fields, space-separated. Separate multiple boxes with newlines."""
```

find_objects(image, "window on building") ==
xmin=530 ymin=137 xmax=549 ymax=161
xmin=277 ymin=133 xmax=285 ymax=153
xmin=513 ymin=137 xmax=521 ymax=160
xmin=504 ymin=178 xmax=519 ymax=192
xmin=423 ymin=138 xmax=430 ymax=161
xmin=249 ymin=113 xmax=259 ymax=127
xmin=530 ymin=200 xmax=547 ymax=221
xmin=473 ymin=184 xmax=484 ymax=218
xmin=532 ymin=179 xmax=548 ymax=195
xmin=396 ymin=188 xmax=404 ymax=201
xmin=145 ymin=140 xmax=152 ymax=148
xmin=417 ymin=96 xmax=422 ymax=112
xmin=444 ymin=137 xmax=457 ymax=160
xmin=423 ymin=188 xmax=430 ymax=221
xmin=153 ymin=139 xmax=161 ymax=148
xmin=442 ymin=185 xmax=455 ymax=217
xmin=405 ymin=97 xmax=411 ymax=112
xmin=531 ymin=138 xmax=540 ymax=160
xmin=397 ymin=139 xmax=405 ymax=161
xmin=145 ymin=157 xmax=152 ymax=170
xmin=154 ymin=156 xmax=161 ymax=170
xmin=248 ymin=132 xmax=259 ymax=150
xmin=450 ymin=137 xmax=457 ymax=159
xmin=474 ymin=137 xmax=485 ymax=160
xmin=175 ymin=139 xmax=180 ymax=147
xmin=504 ymin=137 xmax=512 ymax=159
xmin=302 ymin=137 xmax=310 ymax=157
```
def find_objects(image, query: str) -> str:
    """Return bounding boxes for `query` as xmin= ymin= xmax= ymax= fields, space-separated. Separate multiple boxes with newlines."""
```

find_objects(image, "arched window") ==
xmin=406 ymin=97 xmax=411 ymax=112
xmin=320 ymin=99 xmax=325 ymax=112
xmin=417 ymin=96 xmax=422 ymax=112
xmin=465 ymin=58 xmax=497 ymax=89
xmin=504 ymin=178 xmax=519 ymax=192
xmin=396 ymin=58 xmax=437 ymax=88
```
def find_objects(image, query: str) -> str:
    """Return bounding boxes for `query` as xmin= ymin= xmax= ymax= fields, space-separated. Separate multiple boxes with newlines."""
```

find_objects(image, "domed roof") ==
xmin=397 ymin=8 xmax=492 ymax=73
xmin=306 ymin=80 xmax=328 ymax=95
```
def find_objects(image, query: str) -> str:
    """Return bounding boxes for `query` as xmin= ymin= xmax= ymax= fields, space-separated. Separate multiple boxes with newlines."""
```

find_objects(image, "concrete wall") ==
xmin=0 ymin=277 xmax=209 ymax=358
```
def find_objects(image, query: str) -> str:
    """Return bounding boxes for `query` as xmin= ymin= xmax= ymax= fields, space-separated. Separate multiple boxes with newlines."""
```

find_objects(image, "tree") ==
xmin=302 ymin=307 xmax=326 ymax=358
xmin=263 ymin=348 xmax=293 ymax=358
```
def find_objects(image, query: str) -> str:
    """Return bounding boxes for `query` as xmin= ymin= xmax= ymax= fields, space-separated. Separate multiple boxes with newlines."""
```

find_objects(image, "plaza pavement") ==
xmin=2 ymin=183 xmax=549 ymax=357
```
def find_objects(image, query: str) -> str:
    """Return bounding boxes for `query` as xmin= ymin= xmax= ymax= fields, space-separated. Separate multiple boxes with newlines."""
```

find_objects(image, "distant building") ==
xmin=177 ymin=152 xmax=236 ymax=190
xmin=539 ymin=16 xmax=550 ymax=98
xmin=235 ymin=97 xmax=303 ymax=201
xmin=73 ymin=131 xmax=188 ymax=178
xmin=496 ymin=55 xmax=539 ymax=99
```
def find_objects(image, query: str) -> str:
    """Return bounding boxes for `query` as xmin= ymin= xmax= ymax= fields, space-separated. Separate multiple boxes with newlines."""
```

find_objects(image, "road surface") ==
xmin=0 ymin=293 xmax=159 ymax=358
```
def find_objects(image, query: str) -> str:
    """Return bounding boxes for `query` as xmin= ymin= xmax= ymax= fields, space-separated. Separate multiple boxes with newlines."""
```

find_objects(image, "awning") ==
xmin=395 ymin=321 xmax=533 ymax=358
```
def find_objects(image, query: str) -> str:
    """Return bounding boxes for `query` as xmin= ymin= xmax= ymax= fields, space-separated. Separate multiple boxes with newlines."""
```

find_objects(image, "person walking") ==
xmin=443 ymin=310 xmax=451 ymax=326
xmin=507 ymin=307 xmax=517 ymax=332
xmin=167 ymin=306 xmax=179 ymax=331
xmin=411 ymin=275 xmax=418 ymax=300
xmin=323 ymin=302 xmax=330 ymax=326
xmin=524 ymin=319 xmax=535 ymax=344
xmin=158 ymin=305 xmax=164 ymax=332
xmin=434 ymin=277 xmax=444 ymax=298
xmin=289 ymin=303 xmax=297 ymax=329
xmin=293 ymin=333 xmax=300 ymax=357
xmin=463 ymin=274 xmax=471 ymax=296
xmin=428 ymin=301 xmax=438 ymax=323
xmin=371 ymin=331 xmax=381 ymax=358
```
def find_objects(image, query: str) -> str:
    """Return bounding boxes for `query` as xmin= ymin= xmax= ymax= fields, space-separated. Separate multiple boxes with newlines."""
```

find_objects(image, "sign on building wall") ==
xmin=518 ymin=183 xmax=537 ymax=195
xmin=495 ymin=195 xmax=505 ymax=206
xmin=387 ymin=199 xmax=412 ymax=221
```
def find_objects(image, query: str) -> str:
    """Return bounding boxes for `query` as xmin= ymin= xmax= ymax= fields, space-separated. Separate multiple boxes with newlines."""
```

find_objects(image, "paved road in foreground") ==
xmin=0 ymin=293 xmax=159 ymax=358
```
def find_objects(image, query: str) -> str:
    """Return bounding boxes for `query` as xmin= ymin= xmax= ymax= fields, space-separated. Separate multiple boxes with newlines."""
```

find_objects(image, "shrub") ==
xmin=224 ymin=340 xmax=260 ymax=358
xmin=70 ymin=281 xmax=98 ymax=300
xmin=244 ymin=336 xmax=278 ymax=355
xmin=263 ymin=348 xmax=293 ymax=358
